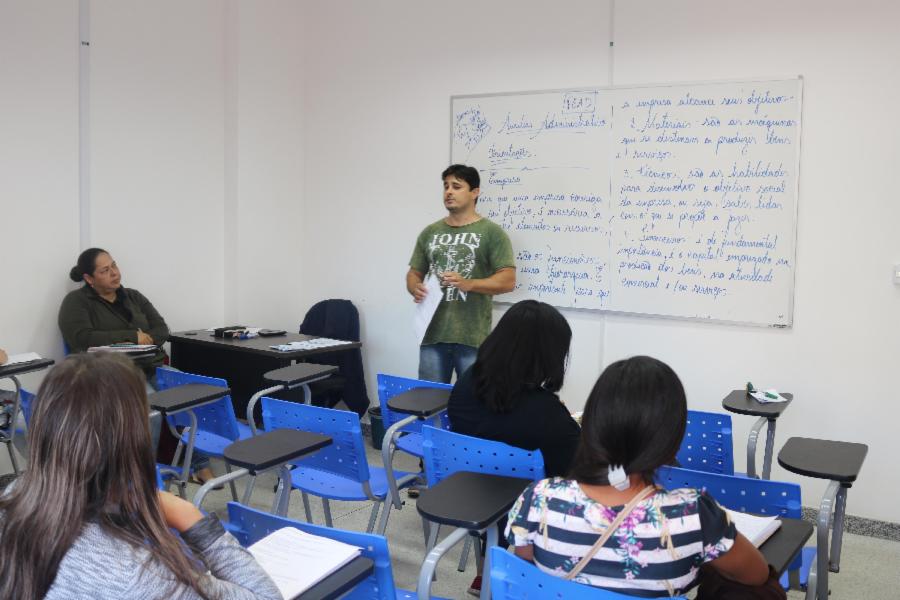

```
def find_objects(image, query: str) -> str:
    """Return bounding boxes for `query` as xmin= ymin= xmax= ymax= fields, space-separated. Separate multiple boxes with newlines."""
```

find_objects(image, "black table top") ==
xmin=0 ymin=358 xmax=55 ymax=379
xmin=297 ymin=556 xmax=374 ymax=600
xmin=224 ymin=428 xmax=332 ymax=473
xmin=264 ymin=363 xmax=339 ymax=387
xmin=148 ymin=383 xmax=230 ymax=413
xmin=386 ymin=387 xmax=451 ymax=417
xmin=778 ymin=437 xmax=868 ymax=483
xmin=722 ymin=389 xmax=793 ymax=418
xmin=759 ymin=517 xmax=814 ymax=575
xmin=417 ymin=471 xmax=531 ymax=530
xmin=170 ymin=331 xmax=361 ymax=359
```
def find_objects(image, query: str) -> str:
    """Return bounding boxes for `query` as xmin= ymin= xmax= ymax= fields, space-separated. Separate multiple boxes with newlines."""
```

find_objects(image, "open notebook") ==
xmin=248 ymin=527 xmax=362 ymax=599
xmin=726 ymin=509 xmax=782 ymax=547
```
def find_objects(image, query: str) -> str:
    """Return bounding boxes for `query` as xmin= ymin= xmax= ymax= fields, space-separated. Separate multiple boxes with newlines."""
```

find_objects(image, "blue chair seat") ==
xmin=395 ymin=432 xmax=424 ymax=457
xmin=179 ymin=421 xmax=253 ymax=455
xmin=292 ymin=465 xmax=417 ymax=502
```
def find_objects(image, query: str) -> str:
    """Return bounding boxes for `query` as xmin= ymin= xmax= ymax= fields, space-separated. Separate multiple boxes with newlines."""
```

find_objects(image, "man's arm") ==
xmin=441 ymin=267 xmax=515 ymax=296
xmin=406 ymin=268 xmax=428 ymax=303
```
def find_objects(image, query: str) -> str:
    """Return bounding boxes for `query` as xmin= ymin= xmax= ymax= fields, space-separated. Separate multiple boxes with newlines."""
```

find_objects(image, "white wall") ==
xmin=299 ymin=0 xmax=613 ymax=407
xmin=0 ymin=2 xmax=79 ymax=391
xmin=298 ymin=0 xmax=900 ymax=522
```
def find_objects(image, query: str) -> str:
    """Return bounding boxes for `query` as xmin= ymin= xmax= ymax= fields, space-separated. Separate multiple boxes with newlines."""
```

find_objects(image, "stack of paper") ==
xmin=248 ymin=527 xmax=362 ymax=599
xmin=749 ymin=389 xmax=788 ymax=404
xmin=3 ymin=352 xmax=43 ymax=366
xmin=270 ymin=338 xmax=349 ymax=352
xmin=726 ymin=509 xmax=782 ymax=547
xmin=87 ymin=344 xmax=157 ymax=354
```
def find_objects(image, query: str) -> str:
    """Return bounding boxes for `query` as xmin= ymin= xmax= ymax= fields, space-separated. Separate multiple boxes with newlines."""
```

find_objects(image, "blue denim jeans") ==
xmin=418 ymin=343 xmax=477 ymax=383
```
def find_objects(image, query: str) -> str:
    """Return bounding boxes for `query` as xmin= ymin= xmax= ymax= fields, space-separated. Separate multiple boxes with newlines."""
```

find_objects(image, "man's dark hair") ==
xmin=569 ymin=356 xmax=687 ymax=487
xmin=442 ymin=164 xmax=480 ymax=191
xmin=474 ymin=300 xmax=571 ymax=413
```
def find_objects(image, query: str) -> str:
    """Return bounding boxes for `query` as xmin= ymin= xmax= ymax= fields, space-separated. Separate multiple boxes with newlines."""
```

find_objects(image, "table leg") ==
xmin=829 ymin=485 xmax=848 ymax=572
xmin=762 ymin=418 xmax=777 ymax=480
xmin=417 ymin=527 xmax=469 ymax=600
xmin=746 ymin=416 xmax=766 ymax=478
xmin=815 ymin=480 xmax=840 ymax=600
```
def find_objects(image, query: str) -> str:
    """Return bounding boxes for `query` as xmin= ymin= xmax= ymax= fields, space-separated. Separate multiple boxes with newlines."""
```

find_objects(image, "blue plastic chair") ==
xmin=154 ymin=368 xmax=253 ymax=498
xmin=490 ymin=547 xmax=688 ymax=600
xmin=676 ymin=410 xmax=736 ymax=475
xmin=226 ymin=502 xmax=447 ymax=599
xmin=261 ymin=397 xmax=417 ymax=535
xmin=377 ymin=374 xmax=452 ymax=459
xmin=656 ymin=465 xmax=814 ymax=592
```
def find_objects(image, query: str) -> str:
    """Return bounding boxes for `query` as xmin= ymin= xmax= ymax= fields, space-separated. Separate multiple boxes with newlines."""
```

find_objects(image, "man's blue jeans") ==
xmin=418 ymin=343 xmax=477 ymax=383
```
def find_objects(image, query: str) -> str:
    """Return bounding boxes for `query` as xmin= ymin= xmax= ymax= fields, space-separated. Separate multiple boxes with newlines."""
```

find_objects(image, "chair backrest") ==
xmin=490 ymin=547 xmax=688 ymax=600
xmin=261 ymin=397 xmax=371 ymax=482
xmin=154 ymin=368 xmax=240 ymax=440
xmin=656 ymin=465 xmax=802 ymax=518
xmin=676 ymin=409 xmax=735 ymax=475
xmin=376 ymin=373 xmax=452 ymax=433
xmin=227 ymin=502 xmax=398 ymax=599
xmin=421 ymin=425 xmax=545 ymax=487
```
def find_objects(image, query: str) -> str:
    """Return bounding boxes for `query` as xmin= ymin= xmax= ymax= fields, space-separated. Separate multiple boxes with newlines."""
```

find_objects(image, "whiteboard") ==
xmin=451 ymin=79 xmax=802 ymax=326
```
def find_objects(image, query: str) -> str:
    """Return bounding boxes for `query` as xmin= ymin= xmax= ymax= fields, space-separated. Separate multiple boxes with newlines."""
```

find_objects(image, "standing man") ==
xmin=407 ymin=164 xmax=515 ymax=383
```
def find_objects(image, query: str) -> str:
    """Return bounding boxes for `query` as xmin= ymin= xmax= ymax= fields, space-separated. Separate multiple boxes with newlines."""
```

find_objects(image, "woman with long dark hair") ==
xmin=505 ymin=356 xmax=781 ymax=598
xmin=447 ymin=299 xmax=581 ymax=477
xmin=0 ymin=353 xmax=280 ymax=600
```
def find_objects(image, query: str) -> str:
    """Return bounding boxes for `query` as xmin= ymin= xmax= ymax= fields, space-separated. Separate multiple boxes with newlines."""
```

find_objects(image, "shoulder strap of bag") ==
xmin=563 ymin=485 xmax=657 ymax=581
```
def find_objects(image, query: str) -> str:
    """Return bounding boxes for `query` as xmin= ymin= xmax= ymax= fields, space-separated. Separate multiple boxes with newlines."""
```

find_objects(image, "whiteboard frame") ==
xmin=451 ymin=76 xmax=804 ymax=329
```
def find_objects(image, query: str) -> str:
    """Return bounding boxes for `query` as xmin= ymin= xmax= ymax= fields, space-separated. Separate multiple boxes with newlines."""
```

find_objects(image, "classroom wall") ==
xmin=0 ymin=2 xmax=80 ymax=391
xmin=296 ymin=0 xmax=900 ymax=522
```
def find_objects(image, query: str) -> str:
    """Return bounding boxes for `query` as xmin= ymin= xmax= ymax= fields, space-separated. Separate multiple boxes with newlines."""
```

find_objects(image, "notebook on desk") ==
xmin=248 ymin=527 xmax=362 ymax=599
xmin=87 ymin=344 xmax=157 ymax=354
xmin=726 ymin=509 xmax=782 ymax=547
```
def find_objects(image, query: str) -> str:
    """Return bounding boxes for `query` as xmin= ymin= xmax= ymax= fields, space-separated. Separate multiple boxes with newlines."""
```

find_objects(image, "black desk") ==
xmin=722 ymin=389 xmax=793 ymax=480
xmin=149 ymin=383 xmax=231 ymax=496
xmin=246 ymin=363 xmax=340 ymax=434
xmin=416 ymin=471 xmax=530 ymax=600
xmin=194 ymin=428 xmax=332 ymax=515
xmin=759 ymin=517 xmax=814 ymax=577
xmin=778 ymin=437 xmax=868 ymax=600
xmin=0 ymin=358 xmax=55 ymax=475
xmin=298 ymin=556 xmax=374 ymax=600
xmin=169 ymin=331 xmax=360 ymax=418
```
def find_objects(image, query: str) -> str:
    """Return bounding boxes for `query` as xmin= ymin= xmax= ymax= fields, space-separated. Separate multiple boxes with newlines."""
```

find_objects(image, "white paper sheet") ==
xmin=414 ymin=274 xmax=442 ymax=345
xmin=3 ymin=352 xmax=43 ymax=365
xmin=248 ymin=527 xmax=361 ymax=599
xmin=725 ymin=509 xmax=782 ymax=547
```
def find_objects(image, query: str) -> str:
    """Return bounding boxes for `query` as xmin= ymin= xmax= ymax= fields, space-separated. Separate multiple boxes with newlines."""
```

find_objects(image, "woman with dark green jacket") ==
xmin=58 ymin=248 xmax=169 ymax=382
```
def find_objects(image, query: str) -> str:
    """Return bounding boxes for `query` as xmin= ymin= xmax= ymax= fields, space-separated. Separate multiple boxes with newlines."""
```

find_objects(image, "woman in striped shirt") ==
xmin=505 ymin=356 xmax=780 ymax=598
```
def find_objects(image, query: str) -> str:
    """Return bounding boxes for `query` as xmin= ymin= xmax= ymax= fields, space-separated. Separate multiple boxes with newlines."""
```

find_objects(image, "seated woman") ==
xmin=58 ymin=247 xmax=169 ymax=386
xmin=448 ymin=299 xmax=581 ymax=478
xmin=58 ymin=247 xmax=215 ymax=484
xmin=0 ymin=353 xmax=281 ymax=600
xmin=505 ymin=356 xmax=781 ymax=599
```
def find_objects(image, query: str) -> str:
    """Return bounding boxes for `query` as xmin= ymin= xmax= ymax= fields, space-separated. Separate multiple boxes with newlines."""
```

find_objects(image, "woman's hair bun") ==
xmin=69 ymin=265 xmax=83 ymax=282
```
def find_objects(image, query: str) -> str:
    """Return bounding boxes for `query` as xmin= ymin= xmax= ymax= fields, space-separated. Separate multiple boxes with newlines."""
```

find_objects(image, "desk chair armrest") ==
xmin=246 ymin=386 xmax=284 ymax=435
xmin=381 ymin=415 xmax=419 ymax=510
xmin=193 ymin=468 xmax=249 ymax=509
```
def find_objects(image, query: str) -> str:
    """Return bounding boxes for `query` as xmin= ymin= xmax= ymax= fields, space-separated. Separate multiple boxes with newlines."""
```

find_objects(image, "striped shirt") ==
xmin=505 ymin=477 xmax=736 ymax=597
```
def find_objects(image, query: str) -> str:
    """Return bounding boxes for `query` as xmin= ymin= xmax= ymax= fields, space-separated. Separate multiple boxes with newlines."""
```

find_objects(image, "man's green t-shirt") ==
xmin=409 ymin=218 xmax=514 ymax=348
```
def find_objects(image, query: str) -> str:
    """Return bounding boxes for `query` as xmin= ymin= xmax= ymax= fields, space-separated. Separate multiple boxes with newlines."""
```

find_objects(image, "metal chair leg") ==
xmin=224 ymin=461 xmax=238 ymax=501
xmin=366 ymin=501 xmax=381 ymax=534
xmin=323 ymin=498 xmax=333 ymax=528
xmin=301 ymin=491 xmax=313 ymax=523
xmin=457 ymin=535 xmax=473 ymax=572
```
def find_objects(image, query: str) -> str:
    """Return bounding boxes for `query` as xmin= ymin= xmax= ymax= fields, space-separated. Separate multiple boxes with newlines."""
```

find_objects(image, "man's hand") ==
xmin=158 ymin=490 xmax=204 ymax=533
xmin=441 ymin=271 xmax=473 ymax=293
xmin=411 ymin=282 xmax=428 ymax=303
xmin=137 ymin=329 xmax=154 ymax=345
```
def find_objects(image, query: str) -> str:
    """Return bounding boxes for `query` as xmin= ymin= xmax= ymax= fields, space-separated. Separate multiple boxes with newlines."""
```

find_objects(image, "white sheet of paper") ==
xmin=414 ymin=274 xmax=443 ymax=345
xmin=726 ymin=509 xmax=781 ymax=547
xmin=750 ymin=389 xmax=788 ymax=403
xmin=248 ymin=527 xmax=361 ymax=599
xmin=3 ymin=352 xmax=43 ymax=365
